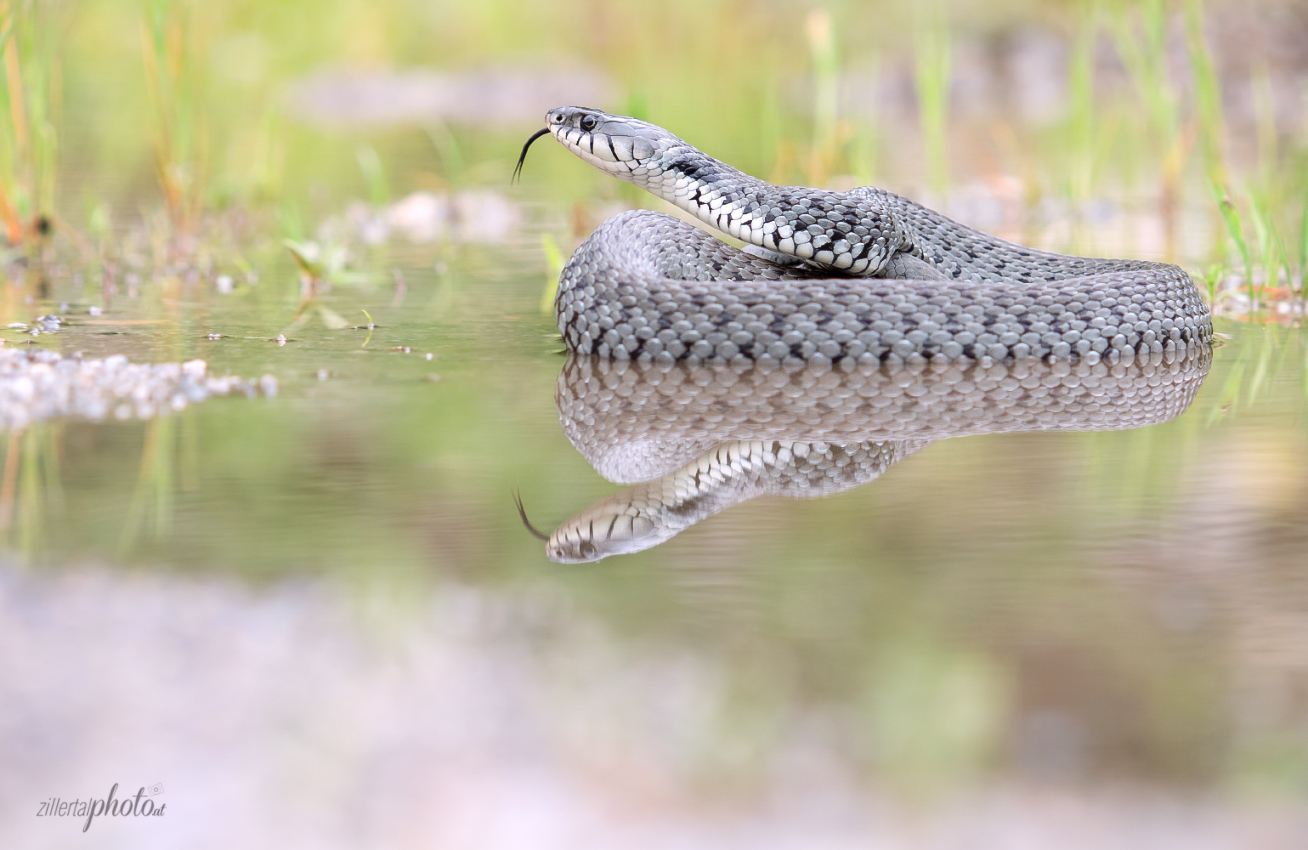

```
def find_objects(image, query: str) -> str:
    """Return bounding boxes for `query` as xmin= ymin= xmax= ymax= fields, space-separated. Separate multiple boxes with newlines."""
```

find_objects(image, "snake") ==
xmin=517 ymin=348 xmax=1211 ymax=562
xmin=515 ymin=107 xmax=1211 ymax=367
xmin=510 ymin=107 xmax=1214 ymax=560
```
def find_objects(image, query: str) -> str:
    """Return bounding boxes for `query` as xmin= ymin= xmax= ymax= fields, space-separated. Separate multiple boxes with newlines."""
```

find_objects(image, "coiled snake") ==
xmin=516 ymin=107 xmax=1211 ymax=367
xmin=512 ymin=108 xmax=1214 ymax=561
xmin=521 ymin=349 xmax=1211 ymax=562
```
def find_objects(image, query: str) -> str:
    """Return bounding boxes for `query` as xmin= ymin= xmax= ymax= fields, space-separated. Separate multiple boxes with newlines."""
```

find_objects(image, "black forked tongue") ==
xmin=512 ymin=128 xmax=551 ymax=185
xmin=513 ymin=490 xmax=551 ymax=541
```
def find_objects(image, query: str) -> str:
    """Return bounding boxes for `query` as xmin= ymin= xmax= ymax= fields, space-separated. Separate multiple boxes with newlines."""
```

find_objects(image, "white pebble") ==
xmin=0 ymin=349 xmax=275 ymax=428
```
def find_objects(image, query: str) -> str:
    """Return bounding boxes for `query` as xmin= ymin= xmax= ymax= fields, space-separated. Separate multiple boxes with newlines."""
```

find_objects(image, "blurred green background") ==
xmin=1 ymin=1 xmax=1307 ymax=845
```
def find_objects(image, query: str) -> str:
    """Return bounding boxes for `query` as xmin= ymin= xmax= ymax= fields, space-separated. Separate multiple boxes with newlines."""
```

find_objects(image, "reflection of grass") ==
xmin=9 ymin=311 xmax=1305 ymax=793
xmin=0 ymin=423 xmax=63 ymax=558
xmin=119 ymin=415 xmax=177 ymax=555
xmin=1201 ymin=322 xmax=1303 ymax=424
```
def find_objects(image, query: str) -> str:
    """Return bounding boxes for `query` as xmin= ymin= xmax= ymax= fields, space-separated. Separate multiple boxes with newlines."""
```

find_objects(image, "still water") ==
xmin=3 ymin=240 xmax=1308 ymax=847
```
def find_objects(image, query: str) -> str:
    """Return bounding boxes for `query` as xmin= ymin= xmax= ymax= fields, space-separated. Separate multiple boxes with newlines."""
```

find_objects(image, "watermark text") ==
xmin=36 ymin=783 xmax=166 ymax=832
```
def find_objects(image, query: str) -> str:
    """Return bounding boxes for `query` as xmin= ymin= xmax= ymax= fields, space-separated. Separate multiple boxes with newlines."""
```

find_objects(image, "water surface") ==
xmin=4 ymin=238 xmax=1308 ymax=848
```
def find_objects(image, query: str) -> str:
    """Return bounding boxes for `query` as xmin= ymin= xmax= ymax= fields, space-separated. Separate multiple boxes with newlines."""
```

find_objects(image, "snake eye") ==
xmin=579 ymin=114 xmax=598 ymax=131
xmin=579 ymin=541 xmax=597 ymax=559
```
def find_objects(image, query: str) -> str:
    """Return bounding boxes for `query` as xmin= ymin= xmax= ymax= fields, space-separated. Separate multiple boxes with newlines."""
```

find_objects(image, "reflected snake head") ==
xmin=517 ymin=489 xmax=672 ymax=564
xmin=545 ymin=492 xmax=680 ymax=563
xmin=543 ymin=106 xmax=684 ymax=181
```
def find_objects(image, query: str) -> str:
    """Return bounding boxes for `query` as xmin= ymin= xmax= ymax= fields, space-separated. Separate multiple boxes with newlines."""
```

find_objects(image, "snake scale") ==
xmin=527 ymin=349 xmax=1211 ymax=562
xmin=517 ymin=107 xmax=1211 ymax=367
xmin=513 ymin=108 xmax=1214 ymax=561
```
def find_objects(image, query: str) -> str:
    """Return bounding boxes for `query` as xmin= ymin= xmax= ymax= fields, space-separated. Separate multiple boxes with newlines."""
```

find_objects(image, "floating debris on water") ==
xmin=0 ymin=349 xmax=278 ymax=430
xmin=215 ymin=274 xmax=234 ymax=294
xmin=275 ymin=334 xmax=288 ymax=345
xmin=207 ymin=333 xmax=226 ymax=340
xmin=7 ymin=314 xmax=67 ymax=338
xmin=88 ymin=306 xmax=103 ymax=317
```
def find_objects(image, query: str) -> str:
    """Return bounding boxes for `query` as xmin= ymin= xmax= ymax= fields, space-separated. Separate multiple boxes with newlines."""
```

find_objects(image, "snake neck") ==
xmin=624 ymin=147 xmax=911 ymax=277
xmin=546 ymin=439 xmax=915 ymax=562
xmin=629 ymin=145 xmax=772 ymax=235
xmin=621 ymin=146 xmax=1172 ymax=285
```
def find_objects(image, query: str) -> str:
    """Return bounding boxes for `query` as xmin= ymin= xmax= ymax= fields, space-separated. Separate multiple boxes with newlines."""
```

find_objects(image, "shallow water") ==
xmin=4 ymin=237 xmax=1308 ymax=847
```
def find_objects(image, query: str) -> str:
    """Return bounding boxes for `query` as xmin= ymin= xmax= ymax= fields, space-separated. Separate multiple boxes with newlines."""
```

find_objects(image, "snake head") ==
xmin=545 ymin=497 xmax=675 ymax=564
xmin=517 ymin=489 xmax=669 ymax=564
xmin=545 ymin=107 xmax=682 ymax=178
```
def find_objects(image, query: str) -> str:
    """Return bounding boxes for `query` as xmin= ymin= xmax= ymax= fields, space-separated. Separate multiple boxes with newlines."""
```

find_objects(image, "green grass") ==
xmin=141 ymin=0 xmax=207 ymax=233
xmin=1064 ymin=2 xmax=1099 ymax=204
xmin=1185 ymin=0 xmax=1227 ymax=186
xmin=1 ymin=0 xmax=1307 ymax=799
xmin=0 ymin=0 xmax=1294 ymax=321
xmin=912 ymin=3 xmax=951 ymax=195
xmin=805 ymin=8 xmax=840 ymax=185
xmin=0 ymin=0 xmax=60 ymax=252
xmin=1212 ymin=183 xmax=1256 ymax=306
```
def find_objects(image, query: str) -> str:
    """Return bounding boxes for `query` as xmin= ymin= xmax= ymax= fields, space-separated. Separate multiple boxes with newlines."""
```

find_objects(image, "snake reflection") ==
xmin=528 ymin=347 xmax=1211 ymax=562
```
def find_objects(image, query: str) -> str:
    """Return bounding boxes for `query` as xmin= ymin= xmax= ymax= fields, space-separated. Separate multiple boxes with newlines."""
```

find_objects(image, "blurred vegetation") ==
xmin=1 ymin=307 xmax=1304 ymax=797
xmin=0 ymin=0 xmax=1305 ymax=802
xmin=0 ymin=0 xmax=1291 ymax=297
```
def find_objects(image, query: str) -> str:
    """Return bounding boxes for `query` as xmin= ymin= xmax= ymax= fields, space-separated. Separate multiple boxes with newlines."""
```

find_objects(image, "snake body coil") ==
xmin=532 ymin=108 xmax=1211 ymax=367
xmin=541 ymin=349 xmax=1211 ymax=561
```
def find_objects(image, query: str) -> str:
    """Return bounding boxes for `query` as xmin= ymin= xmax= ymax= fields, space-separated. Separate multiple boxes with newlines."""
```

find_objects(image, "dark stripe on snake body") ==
xmin=536 ymin=350 xmax=1209 ymax=562
xmin=532 ymin=107 xmax=1210 ymax=368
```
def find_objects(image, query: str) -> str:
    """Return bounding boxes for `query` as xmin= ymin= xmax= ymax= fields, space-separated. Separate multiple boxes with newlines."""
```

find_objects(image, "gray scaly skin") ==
xmin=540 ymin=107 xmax=1211 ymax=367
xmin=544 ymin=438 xmax=920 ymax=563
xmin=539 ymin=348 xmax=1210 ymax=562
